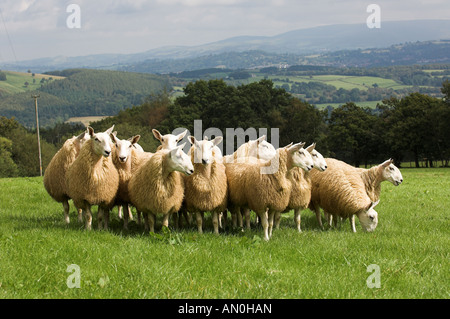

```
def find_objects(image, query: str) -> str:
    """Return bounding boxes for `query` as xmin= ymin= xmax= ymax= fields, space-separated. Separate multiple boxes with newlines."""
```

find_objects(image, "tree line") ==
xmin=1 ymin=79 xmax=449 ymax=177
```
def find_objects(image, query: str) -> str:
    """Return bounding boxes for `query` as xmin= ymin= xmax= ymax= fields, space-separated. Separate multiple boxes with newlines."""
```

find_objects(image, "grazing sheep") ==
xmin=226 ymin=143 xmax=314 ymax=241
xmin=110 ymin=133 xmax=141 ymax=230
xmin=43 ymin=130 xmax=89 ymax=224
xmin=183 ymin=136 xmax=228 ymax=234
xmin=309 ymin=158 xmax=403 ymax=232
xmin=274 ymin=143 xmax=328 ymax=232
xmin=128 ymin=144 xmax=194 ymax=232
xmin=66 ymin=125 xmax=119 ymax=230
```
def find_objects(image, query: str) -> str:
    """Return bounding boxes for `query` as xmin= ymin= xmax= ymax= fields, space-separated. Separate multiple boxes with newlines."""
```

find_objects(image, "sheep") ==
xmin=128 ymin=143 xmax=194 ymax=233
xmin=110 ymin=133 xmax=141 ymax=230
xmin=66 ymin=125 xmax=119 ymax=230
xmin=309 ymin=158 xmax=403 ymax=232
xmin=152 ymin=128 xmax=187 ymax=151
xmin=223 ymin=135 xmax=276 ymax=164
xmin=274 ymin=143 xmax=328 ymax=232
xmin=183 ymin=136 xmax=228 ymax=234
xmin=43 ymin=129 xmax=89 ymax=224
xmin=223 ymin=136 xmax=277 ymax=229
xmin=226 ymin=142 xmax=314 ymax=241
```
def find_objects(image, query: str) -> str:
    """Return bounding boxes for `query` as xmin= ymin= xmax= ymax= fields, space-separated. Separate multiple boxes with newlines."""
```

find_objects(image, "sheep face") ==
xmin=306 ymin=143 xmax=327 ymax=171
xmin=288 ymin=142 xmax=314 ymax=171
xmin=153 ymin=129 xmax=187 ymax=150
xmin=381 ymin=159 xmax=403 ymax=186
xmin=249 ymin=135 xmax=277 ymax=161
xmin=169 ymin=143 xmax=194 ymax=176
xmin=88 ymin=125 xmax=114 ymax=157
xmin=111 ymin=134 xmax=140 ymax=163
xmin=357 ymin=207 xmax=378 ymax=232
xmin=189 ymin=136 xmax=223 ymax=165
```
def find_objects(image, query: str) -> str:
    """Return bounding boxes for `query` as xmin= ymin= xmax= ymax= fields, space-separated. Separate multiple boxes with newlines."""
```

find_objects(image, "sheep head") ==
xmin=380 ymin=159 xmax=403 ymax=186
xmin=88 ymin=125 xmax=114 ymax=158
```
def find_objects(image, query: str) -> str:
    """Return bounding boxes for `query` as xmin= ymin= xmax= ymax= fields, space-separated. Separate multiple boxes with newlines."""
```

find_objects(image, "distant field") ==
xmin=0 ymin=71 xmax=65 ymax=95
xmin=0 ymin=168 xmax=448 ymax=298
xmin=315 ymin=100 xmax=382 ymax=109
xmin=65 ymin=116 xmax=112 ymax=127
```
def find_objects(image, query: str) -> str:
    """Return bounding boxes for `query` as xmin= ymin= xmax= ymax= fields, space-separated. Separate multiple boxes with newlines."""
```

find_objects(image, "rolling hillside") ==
xmin=0 ymin=69 xmax=171 ymax=128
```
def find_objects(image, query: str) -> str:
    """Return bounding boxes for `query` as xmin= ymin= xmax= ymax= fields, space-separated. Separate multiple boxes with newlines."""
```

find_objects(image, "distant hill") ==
xmin=1 ymin=19 xmax=449 ymax=73
xmin=0 ymin=69 xmax=171 ymax=128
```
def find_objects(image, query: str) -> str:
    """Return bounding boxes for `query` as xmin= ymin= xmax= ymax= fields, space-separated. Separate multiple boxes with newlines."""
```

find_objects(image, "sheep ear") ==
xmin=288 ymin=142 xmax=306 ymax=153
xmin=87 ymin=126 xmax=95 ymax=137
xmin=256 ymin=135 xmax=266 ymax=144
xmin=105 ymin=125 xmax=115 ymax=135
xmin=76 ymin=131 xmax=86 ymax=140
xmin=212 ymin=136 xmax=223 ymax=146
xmin=152 ymin=129 xmax=162 ymax=142
xmin=110 ymin=133 xmax=119 ymax=145
xmin=283 ymin=142 xmax=294 ymax=149
xmin=306 ymin=143 xmax=316 ymax=152
xmin=176 ymin=130 xmax=187 ymax=142
xmin=381 ymin=158 xmax=394 ymax=168
xmin=188 ymin=136 xmax=196 ymax=145
xmin=131 ymin=135 xmax=141 ymax=145
xmin=368 ymin=200 xmax=380 ymax=211
xmin=204 ymin=136 xmax=209 ymax=141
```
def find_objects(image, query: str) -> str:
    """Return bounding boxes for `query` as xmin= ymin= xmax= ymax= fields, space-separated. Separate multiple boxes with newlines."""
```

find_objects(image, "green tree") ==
xmin=0 ymin=136 xmax=18 ymax=177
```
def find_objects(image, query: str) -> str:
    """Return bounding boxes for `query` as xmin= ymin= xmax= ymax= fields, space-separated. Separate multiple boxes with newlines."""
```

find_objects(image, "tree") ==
xmin=326 ymin=103 xmax=379 ymax=167
xmin=0 ymin=136 xmax=18 ymax=177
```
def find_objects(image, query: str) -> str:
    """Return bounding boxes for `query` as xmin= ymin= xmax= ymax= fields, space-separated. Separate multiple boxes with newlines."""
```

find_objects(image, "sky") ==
xmin=0 ymin=0 xmax=449 ymax=62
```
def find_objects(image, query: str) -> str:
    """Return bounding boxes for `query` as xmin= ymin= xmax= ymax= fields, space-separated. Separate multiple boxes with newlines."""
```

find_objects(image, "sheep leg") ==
xmin=123 ymin=204 xmax=129 ymax=231
xmin=311 ymin=203 xmax=324 ymax=230
xmin=212 ymin=211 xmax=219 ymax=235
xmin=97 ymin=207 xmax=104 ymax=230
xmin=294 ymin=208 xmax=302 ymax=232
xmin=243 ymin=208 xmax=251 ymax=230
xmin=84 ymin=206 xmax=93 ymax=231
xmin=195 ymin=212 xmax=203 ymax=234
xmin=268 ymin=210 xmax=275 ymax=238
xmin=237 ymin=208 xmax=243 ymax=228
xmin=143 ymin=212 xmax=149 ymax=232
xmin=274 ymin=211 xmax=281 ymax=229
xmin=77 ymin=208 xmax=83 ymax=223
xmin=162 ymin=213 xmax=170 ymax=230
xmin=63 ymin=200 xmax=70 ymax=224
xmin=118 ymin=205 xmax=123 ymax=219
xmin=259 ymin=210 xmax=270 ymax=241
xmin=127 ymin=205 xmax=133 ymax=221
xmin=148 ymin=213 xmax=156 ymax=233
xmin=221 ymin=211 xmax=227 ymax=229
xmin=350 ymin=215 xmax=356 ymax=233
xmin=137 ymin=210 xmax=142 ymax=225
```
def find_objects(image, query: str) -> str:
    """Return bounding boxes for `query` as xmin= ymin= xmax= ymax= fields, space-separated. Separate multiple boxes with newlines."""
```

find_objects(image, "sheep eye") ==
xmin=95 ymin=138 xmax=100 ymax=142
xmin=389 ymin=167 xmax=394 ymax=171
xmin=369 ymin=216 xmax=374 ymax=221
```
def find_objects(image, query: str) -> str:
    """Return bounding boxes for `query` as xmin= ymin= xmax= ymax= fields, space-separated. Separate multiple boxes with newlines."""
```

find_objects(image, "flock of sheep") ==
xmin=43 ymin=125 xmax=404 ymax=241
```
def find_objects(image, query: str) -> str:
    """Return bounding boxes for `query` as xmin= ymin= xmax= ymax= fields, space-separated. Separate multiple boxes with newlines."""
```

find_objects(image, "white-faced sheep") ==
xmin=226 ymin=143 xmax=314 ymax=241
xmin=128 ymin=144 xmax=194 ymax=232
xmin=152 ymin=128 xmax=187 ymax=151
xmin=110 ymin=133 xmax=141 ymax=230
xmin=66 ymin=125 xmax=119 ymax=230
xmin=309 ymin=158 xmax=403 ymax=232
xmin=183 ymin=136 xmax=228 ymax=234
xmin=43 ymin=130 xmax=89 ymax=224
xmin=274 ymin=143 xmax=328 ymax=232
xmin=223 ymin=136 xmax=277 ymax=229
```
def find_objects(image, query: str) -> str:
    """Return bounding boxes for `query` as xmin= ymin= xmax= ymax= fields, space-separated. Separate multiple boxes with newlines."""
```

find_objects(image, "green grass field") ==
xmin=0 ymin=169 xmax=448 ymax=299
xmin=0 ymin=71 xmax=65 ymax=95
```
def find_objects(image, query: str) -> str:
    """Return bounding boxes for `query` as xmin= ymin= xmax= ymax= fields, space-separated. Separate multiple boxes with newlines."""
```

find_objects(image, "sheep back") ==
xmin=310 ymin=158 xmax=372 ymax=218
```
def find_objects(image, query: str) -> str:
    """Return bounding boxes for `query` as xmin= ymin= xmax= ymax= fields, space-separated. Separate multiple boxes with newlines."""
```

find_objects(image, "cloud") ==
xmin=0 ymin=0 xmax=449 ymax=61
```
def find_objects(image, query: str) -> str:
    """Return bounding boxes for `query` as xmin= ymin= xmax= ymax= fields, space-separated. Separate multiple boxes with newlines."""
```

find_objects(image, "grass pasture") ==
xmin=0 ymin=168 xmax=448 ymax=299
xmin=0 ymin=71 xmax=65 ymax=95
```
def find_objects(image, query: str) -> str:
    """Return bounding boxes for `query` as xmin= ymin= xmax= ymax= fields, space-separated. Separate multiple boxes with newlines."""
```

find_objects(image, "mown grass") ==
xmin=0 ymin=169 xmax=448 ymax=299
